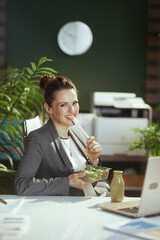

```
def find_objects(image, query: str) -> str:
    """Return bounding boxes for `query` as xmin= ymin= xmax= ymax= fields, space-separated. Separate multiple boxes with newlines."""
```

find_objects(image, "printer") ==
xmin=91 ymin=92 xmax=152 ymax=156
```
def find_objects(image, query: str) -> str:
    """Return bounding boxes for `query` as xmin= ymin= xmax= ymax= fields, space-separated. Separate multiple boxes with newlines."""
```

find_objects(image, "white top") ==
xmin=61 ymin=137 xmax=86 ymax=172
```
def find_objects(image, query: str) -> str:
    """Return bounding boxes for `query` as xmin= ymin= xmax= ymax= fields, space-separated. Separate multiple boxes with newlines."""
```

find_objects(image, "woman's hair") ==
xmin=39 ymin=75 xmax=78 ymax=107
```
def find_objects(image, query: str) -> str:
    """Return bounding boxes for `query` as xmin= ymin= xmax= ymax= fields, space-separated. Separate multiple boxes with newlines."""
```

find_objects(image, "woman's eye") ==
xmin=73 ymin=101 xmax=79 ymax=105
xmin=60 ymin=103 xmax=67 ymax=107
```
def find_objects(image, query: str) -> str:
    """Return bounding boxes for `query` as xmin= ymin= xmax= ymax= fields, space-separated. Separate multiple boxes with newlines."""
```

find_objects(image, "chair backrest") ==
xmin=22 ymin=116 xmax=41 ymax=149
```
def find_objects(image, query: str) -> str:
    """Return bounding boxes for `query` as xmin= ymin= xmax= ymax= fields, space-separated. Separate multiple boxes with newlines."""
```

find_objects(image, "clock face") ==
xmin=57 ymin=21 xmax=93 ymax=56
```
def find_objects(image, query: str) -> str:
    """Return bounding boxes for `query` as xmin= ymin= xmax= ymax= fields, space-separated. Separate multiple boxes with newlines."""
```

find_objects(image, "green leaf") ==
xmin=0 ymin=93 xmax=12 ymax=101
xmin=37 ymin=67 xmax=58 ymax=73
xmin=35 ymin=70 xmax=56 ymax=75
xmin=0 ymin=164 xmax=8 ymax=171
xmin=31 ymin=74 xmax=44 ymax=79
xmin=31 ymin=62 xmax=37 ymax=72
xmin=37 ymin=57 xmax=53 ymax=67
xmin=25 ymin=67 xmax=34 ymax=75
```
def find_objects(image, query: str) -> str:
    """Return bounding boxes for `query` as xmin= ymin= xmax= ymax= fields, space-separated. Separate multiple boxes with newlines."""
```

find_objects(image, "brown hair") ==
xmin=39 ymin=75 xmax=78 ymax=107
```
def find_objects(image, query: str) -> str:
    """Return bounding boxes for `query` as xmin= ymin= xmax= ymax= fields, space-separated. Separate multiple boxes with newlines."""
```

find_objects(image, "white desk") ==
xmin=0 ymin=195 xmax=160 ymax=240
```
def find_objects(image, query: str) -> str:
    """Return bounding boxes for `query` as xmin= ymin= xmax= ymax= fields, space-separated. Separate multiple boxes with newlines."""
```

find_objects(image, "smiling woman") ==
xmin=15 ymin=75 xmax=102 ymax=196
xmin=44 ymin=88 xmax=79 ymax=137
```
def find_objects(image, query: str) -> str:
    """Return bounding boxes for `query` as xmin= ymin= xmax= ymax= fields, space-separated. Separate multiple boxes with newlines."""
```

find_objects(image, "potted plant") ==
xmin=0 ymin=56 xmax=57 ymax=193
xmin=124 ymin=123 xmax=160 ymax=193
xmin=129 ymin=122 xmax=160 ymax=156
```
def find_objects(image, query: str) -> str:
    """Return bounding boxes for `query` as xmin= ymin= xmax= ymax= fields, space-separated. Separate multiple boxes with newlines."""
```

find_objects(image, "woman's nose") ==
xmin=68 ymin=105 xmax=75 ymax=112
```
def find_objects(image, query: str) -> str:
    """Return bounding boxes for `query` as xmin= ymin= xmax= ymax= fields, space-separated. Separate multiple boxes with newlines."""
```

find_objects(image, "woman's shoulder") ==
xmin=27 ymin=120 xmax=50 ymax=139
xmin=27 ymin=118 xmax=57 ymax=140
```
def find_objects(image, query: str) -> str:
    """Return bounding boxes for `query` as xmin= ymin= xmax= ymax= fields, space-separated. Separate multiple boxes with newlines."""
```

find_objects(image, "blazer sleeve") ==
xmin=14 ymin=130 xmax=70 ymax=196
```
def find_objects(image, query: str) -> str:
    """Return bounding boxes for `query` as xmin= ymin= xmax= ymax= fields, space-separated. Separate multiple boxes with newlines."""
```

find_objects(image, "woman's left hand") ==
xmin=86 ymin=136 xmax=102 ymax=165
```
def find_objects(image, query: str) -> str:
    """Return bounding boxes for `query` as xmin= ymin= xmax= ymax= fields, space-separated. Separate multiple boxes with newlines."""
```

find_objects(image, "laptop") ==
xmin=99 ymin=156 xmax=160 ymax=218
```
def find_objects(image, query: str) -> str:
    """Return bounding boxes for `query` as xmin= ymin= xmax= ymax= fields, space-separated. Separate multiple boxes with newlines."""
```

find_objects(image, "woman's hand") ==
xmin=86 ymin=136 xmax=102 ymax=165
xmin=69 ymin=171 xmax=95 ymax=190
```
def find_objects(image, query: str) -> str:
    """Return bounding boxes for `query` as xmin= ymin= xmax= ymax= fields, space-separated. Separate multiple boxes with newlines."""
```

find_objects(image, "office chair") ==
xmin=22 ymin=116 xmax=41 ymax=149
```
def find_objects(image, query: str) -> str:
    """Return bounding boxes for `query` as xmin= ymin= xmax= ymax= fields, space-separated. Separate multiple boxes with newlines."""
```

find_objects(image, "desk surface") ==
xmin=0 ymin=195 xmax=160 ymax=240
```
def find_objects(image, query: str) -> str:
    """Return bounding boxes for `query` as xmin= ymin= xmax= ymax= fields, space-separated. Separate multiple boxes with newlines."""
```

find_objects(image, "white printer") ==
xmin=91 ymin=92 xmax=152 ymax=156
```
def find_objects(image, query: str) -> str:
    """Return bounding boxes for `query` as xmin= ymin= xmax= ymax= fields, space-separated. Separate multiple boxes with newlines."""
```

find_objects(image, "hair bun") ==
xmin=39 ymin=75 xmax=54 ymax=91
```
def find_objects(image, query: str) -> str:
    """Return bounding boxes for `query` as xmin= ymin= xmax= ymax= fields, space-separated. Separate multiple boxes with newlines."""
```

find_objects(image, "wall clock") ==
xmin=57 ymin=21 xmax=93 ymax=56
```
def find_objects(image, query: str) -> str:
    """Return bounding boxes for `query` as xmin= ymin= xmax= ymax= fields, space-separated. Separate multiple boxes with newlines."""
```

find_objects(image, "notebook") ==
xmin=99 ymin=156 xmax=160 ymax=218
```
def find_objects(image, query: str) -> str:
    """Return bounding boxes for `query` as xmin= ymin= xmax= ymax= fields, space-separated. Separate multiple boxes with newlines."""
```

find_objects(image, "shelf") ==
xmin=100 ymin=155 xmax=147 ymax=162
xmin=123 ymin=174 xmax=144 ymax=191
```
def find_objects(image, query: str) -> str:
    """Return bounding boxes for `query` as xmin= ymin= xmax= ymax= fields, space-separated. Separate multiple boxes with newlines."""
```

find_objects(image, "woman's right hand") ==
xmin=69 ymin=171 xmax=95 ymax=190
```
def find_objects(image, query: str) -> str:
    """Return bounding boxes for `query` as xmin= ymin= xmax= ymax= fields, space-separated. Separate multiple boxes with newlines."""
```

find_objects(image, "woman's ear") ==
xmin=44 ymin=103 xmax=52 ymax=114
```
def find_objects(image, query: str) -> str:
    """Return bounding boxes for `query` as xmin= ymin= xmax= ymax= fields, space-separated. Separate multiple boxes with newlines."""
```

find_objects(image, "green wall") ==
xmin=6 ymin=0 xmax=147 ymax=111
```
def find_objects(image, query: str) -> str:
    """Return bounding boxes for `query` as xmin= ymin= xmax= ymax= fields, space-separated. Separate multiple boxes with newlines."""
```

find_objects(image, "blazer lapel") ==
xmin=69 ymin=127 xmax=88 ymax=160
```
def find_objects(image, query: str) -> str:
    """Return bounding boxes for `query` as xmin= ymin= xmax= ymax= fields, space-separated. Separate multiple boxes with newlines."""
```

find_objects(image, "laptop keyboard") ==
xmin=119 ymin=206 xmax=139 ymax=214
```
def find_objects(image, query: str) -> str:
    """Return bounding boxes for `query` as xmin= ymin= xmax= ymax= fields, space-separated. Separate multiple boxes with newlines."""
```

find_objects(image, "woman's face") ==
xmin=45 ymin=88 xmax=79 ymax=128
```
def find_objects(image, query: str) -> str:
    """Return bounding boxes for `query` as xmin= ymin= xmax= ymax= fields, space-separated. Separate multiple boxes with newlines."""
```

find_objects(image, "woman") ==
xmin=15 ymin=75 xmax=102 ymax=196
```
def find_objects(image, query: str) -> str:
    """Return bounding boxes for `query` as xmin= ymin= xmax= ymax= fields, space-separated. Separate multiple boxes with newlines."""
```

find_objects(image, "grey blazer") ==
xmin=15 ymin=118 xmax=90 ymax=196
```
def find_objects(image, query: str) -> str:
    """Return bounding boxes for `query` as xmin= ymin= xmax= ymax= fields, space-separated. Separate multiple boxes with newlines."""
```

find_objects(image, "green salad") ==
xmin=81 ymin=165 xmax=110 ymax=182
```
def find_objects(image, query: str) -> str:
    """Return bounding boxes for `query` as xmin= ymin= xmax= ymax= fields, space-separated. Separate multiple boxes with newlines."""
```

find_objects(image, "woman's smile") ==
xmin=47 ymin=88 xmax=79 ymax=130
xmin=65 ymin=114 xmax=76 ymax=121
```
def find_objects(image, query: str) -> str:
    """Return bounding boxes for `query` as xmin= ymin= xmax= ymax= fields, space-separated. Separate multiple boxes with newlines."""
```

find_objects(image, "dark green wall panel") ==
xmin=6 ymin=0 xmax=147 ymax=111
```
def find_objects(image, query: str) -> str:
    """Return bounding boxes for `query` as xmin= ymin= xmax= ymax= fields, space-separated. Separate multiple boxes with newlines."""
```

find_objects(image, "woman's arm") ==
xmin=69 ymin=172 xmax=95 ymax=189
xmin=15 ymin=131 xmax=70 ymax=196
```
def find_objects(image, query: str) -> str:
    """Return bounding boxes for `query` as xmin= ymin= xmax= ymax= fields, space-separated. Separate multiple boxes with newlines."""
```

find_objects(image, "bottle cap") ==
xmin=113 ymin=170 xmax=123 ymax=174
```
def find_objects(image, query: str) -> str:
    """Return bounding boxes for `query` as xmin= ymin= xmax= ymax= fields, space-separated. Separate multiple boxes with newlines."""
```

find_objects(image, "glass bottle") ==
xmin=110 ymin=170 xmax=125 ymax=202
